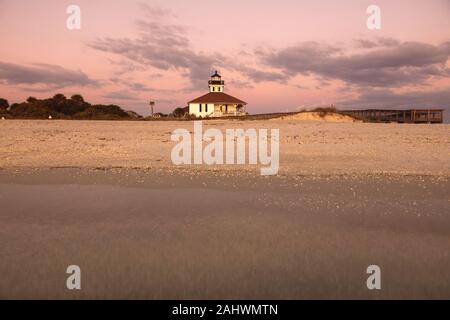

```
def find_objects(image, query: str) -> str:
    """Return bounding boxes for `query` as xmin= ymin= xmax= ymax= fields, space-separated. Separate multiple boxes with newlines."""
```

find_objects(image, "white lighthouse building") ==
xmin=188 ymin=71 xmax=247 ymax=118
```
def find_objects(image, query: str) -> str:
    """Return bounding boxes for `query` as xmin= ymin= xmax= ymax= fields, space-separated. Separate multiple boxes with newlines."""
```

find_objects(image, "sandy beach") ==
xmin=0 ymin=119 xmax=449 ymax=299
xmin=1 ymin=119 xmax=449 ymax=175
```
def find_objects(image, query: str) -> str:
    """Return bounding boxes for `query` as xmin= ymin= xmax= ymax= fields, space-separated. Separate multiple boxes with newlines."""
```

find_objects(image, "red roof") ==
xmin=188 ymin=92 xmax=247 ymax=105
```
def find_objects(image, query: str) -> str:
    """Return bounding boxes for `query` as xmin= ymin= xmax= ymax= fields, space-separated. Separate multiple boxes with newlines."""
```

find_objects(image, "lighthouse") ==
xmin=208 ymin=71 xmax=224 ymax=93
xmin=187 ymin=71 xmax=247 ymax=118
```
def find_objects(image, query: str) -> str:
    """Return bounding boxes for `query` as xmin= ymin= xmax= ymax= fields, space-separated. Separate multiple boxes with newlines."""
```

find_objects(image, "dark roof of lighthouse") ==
xmin=211 ymin=70 xmax=221 ymax=78
xmin=188 ymin=92 xmax=247 ymax=105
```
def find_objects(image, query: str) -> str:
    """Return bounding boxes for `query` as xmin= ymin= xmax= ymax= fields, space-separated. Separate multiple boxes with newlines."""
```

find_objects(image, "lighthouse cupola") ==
xmin=208 ymin=70 xmax=225 ymax=93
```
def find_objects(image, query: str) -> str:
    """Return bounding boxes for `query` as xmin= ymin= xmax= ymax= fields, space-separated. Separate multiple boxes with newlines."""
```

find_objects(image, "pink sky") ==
xmin=1 ymin=0 xmax=449 ymax=115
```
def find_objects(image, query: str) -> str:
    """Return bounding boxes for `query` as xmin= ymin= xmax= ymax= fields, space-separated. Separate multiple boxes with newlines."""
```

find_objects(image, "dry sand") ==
xmin=0 ymin=120 xmax=449 ymax=299
xmin=273 ymin=111 xmax=358 ymax=122
xmin=0 ymin=119 xmax=449 ymax=175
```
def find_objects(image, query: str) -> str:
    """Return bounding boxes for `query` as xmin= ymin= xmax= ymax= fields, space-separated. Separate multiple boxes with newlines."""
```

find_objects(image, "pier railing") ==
xmin=339 ymin=109 xmax=444 ymax=123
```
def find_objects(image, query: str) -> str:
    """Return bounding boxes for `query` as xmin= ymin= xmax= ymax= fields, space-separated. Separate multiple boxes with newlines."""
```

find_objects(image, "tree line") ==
xmin=0 ymin=95 xmax=195 ymax=120
xmin=0 ymin=94 xmax=141 ymax=120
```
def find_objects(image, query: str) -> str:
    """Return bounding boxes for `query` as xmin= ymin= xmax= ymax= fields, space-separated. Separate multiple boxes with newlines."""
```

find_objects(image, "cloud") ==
xmin=260 ymin=40 xmax=450 ymax=88
xmin=227 ymin=78 xmax=254 ymax=89
xmin=88 ymin=6 xmax=220 ymax=90
xmin=338 ymin=88 xmax=450 ymax=112
xmin=0 ymin=61 xmax=97 ymax=89
xmin=103 ymin=90 xmax=142 ymax=101
xmin=137 ymin=2 xmax=175 ymax=20
xmin=354 ymin=37 xmax=400 ymax=49
xmin=107 ymin=58 xmax=147 ymax=76
xmin=237 ymin=66 xmax=287 ymax=83
xmin=109 ymin=77 xmax=153 ymax=92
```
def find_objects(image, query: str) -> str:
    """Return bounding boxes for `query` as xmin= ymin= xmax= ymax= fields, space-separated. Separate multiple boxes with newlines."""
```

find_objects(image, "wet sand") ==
xmin=0 ymin=168 xmax=449 ymax=299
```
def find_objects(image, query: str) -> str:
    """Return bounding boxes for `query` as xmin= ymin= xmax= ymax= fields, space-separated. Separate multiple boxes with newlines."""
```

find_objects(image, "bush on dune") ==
xmin=310 ymin=106 xmax=338 ymax=117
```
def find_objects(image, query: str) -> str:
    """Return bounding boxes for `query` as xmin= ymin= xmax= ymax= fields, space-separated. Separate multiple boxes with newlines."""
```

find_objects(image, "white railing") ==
xmin=212 ymin=111 xmax=246 ymax=117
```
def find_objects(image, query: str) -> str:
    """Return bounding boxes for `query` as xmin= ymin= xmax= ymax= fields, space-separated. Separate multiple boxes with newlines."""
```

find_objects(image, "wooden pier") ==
xmin=340 ymin=109 xmax=444 ymax=123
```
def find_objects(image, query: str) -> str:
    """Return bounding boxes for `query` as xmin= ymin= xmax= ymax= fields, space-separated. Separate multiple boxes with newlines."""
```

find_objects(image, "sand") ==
xmin=0 ymin=169 xmax=449 ymax=299
xmin=273 ymin=111 xmax=358 ymax=122
xmin=0 ymin=119 xmax=449 ymax=176
xmin=0 ymin=120 xmax=449 ymax=299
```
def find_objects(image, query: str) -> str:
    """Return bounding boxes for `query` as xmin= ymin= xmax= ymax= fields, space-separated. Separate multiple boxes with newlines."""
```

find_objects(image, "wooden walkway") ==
xmin=340 ymin=109 xmax=444 ymax=123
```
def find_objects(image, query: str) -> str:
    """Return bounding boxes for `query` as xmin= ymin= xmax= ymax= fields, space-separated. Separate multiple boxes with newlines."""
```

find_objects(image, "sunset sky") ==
xmin=1 ymin=0 xmax=449 ymax=116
